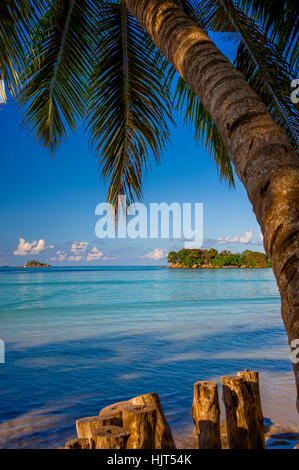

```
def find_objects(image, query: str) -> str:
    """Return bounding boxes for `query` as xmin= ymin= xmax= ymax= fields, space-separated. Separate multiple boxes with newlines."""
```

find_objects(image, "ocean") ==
xmin=0 ymin=266 xmax=297 ymax=448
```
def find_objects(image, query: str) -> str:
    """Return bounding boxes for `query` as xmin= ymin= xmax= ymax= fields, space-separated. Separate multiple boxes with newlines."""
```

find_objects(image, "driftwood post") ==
xmin=130 ymin=393 xmax=176 ymax=449
xmin=76 ymin=414 xmax=122 ymax=439
xmin=99 ymin=400 xmax=129 ymax=418
xmin=92 ymin=426 xmax=130 ymax=449
xmin=100 ymin=401 xmax=158 ymax=448
xmin=191 ymin=381 xmax=221 ymax=449
xmin=222 ymin=375 xmax=250 ymax=449
xmin=237 ymin=371 xmax=265 ymax=449
xmin=65 ymin=438 xmax=92 ymax=449
xmin=100 ymin=393 xmax=176 ymax=449
xmin=122 ymin=404 xmax=157 ymax=449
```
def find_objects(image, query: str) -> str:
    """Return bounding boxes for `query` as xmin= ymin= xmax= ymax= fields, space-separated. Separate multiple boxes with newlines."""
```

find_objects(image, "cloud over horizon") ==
xmin=49 ymin=250 xmax=67 ymax=262
xmin=14 ymin=238 xmax=54 ymax=256
xmin=86 ymin=247 xmax=104 ymax=261
xmin=217 ymin=229 xmax=254 ymax=245
xmin=140 ymin=248 xmax=168 ymax=261
xmin=71 ymin=241 xmax=88 ymax=255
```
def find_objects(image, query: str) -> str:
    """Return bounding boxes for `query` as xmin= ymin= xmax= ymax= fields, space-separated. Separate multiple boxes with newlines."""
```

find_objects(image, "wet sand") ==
xmin=174 ymin=371 xmax=299 ymax=449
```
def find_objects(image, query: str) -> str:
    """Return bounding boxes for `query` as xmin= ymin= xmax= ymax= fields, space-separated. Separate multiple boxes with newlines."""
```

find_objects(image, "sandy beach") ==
xmin=174 ymin=371 xmax=299 ymax=449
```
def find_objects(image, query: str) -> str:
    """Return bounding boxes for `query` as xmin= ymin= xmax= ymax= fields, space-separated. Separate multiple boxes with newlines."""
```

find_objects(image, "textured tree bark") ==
xmin=237 ymin=371 xmax=265 ymax=449
xmin=99 ymin=400 xmax=129 ymax=420
xmin=191 ymin=381 xmax=221 ymax=449
xmin=125 ymin=0 xmax=299 ymax=412
xmin=65 ymin=438 xmax=92 ymax=449
xmin=122 ymin=404 xmax=157 ymax=449
xmin=222 ymin=376 xmax=250 ymax=449
xmin=76 ymin=414 xmax=122 ymax=439
xmin=100 ymin=394 xmax=175 ymax=449
xmin=130 ymin=393 xmax=176 ymax=449
xmin=92 ymin=426 xmax=130 ymax=449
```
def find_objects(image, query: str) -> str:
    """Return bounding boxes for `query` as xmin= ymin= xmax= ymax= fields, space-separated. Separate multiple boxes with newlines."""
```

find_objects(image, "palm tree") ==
xmin=1 ymin=0 xmax=298 ymax=410
xmin=128 ymin=0 xmax=299 ymax=413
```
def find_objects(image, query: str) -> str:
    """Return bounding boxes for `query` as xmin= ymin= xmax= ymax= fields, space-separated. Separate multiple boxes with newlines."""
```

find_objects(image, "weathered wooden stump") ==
xmin=221 ymin=375 xmax=250 ymax=449
xmin=122 ymin=404 xmax=157 ymax=449
xmin=99 ymin=400 xmax=129 ymax=420
xmin=130 ymin=393 xmax=176 ymax=449
xmin=99 ymin=393 xmax=176 ymax=449
xmin=92 ymin=426 xmax=130 ymax=449
xmin=76 ymin=414 xmax=122 ymax=439
xmin=191 ymin=381 xmax=221 ymax=449
xmin=237 ymin=370 xmax=265 ymax=449
xmin=65 ymin=438 xmax=92 ymax=449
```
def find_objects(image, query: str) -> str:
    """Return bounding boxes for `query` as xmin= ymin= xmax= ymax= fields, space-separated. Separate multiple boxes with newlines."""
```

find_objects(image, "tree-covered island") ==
xmin=167 ymin=249 xmax=271 ymax=269
xmin=22 ymin=260 xmax=51 ymax=268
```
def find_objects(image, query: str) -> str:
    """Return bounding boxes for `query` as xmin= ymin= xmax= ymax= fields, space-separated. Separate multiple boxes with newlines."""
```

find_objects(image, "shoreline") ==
xmin=166 ymin=264 xmax=271 ymax=269
xmin=174 ymin=371 xmax=299 ymax=449
xmin=0 ymin=371 xmax=298 ymax=449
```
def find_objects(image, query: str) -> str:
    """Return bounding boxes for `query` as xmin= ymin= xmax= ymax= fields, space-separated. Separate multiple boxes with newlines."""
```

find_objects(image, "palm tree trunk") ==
xmin=125 ymin=0 xmax=299 ymax=411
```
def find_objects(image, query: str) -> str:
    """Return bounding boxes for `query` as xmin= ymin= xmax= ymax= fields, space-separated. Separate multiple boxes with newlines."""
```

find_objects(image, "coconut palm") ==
xmin=0 ymin=0 xmax=298 ymax=410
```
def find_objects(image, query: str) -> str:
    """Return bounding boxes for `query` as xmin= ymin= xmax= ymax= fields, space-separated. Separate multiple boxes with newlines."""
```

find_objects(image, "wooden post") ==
xmin=76 ymin=414 xmax=122 ymax=439
xmin=92 ymin=426 xmax=130 ymax=449
xmin=100 ymin=393 xmax=176 ymax=449
xmin=99 ymin=400 xmax=129 ymax=419
xmin=237 ymin=371 xmax=265 ymax=449
xmin=191 ymin=381 xmax=221 ymax=449
xmin=130 ymin=393 xmax=176 ymax=449
xmin=65 ymin=438 xmax=92 ymax=449
xmin=122 ymin=404 xmax=157 ymax=449
xmin=221 ymin=375 xmax=250 ymax=449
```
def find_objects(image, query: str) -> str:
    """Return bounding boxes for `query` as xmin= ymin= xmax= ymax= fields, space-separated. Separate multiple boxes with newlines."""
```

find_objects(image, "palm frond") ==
xmin=174 ymin=1 xmax=208 ymax=28
xmin=238 ymin=0 xmax=299 ymax=69
xmin=219 ymin=0 xmax=299 ymax=150
xmin=0 ymin=1 xmax=46 ymax=94
xmin=178 ymin=0 xmax=299 ymax=150
xmin=18 ymin=0 xmax=97 ymax=153
xmin=189 ymin=0 xmax=236 ymax=32
xmin=86 ymin=0 xmax=173 ymax=208
xmin=165 ymin=1 xmax=236 ymax=187
xmin=174 ymin=77 xmax=235 ymax=186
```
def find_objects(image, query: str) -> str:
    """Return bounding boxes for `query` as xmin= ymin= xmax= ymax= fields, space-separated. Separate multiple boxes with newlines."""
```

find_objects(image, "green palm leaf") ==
xmin=174 ymin=77 xmax=235 ymax=186
xmin=18 ymin=0 xmax=97 ymax=153
xmin=238 ymin=0 xmax=299 ymax=69
xmin=221 ymin=0 xmax=299 ymax=149
xmin=0 ymin=1 xmax=45 ymax=94
xmin=175 ymin=0 xmax=299 ymax=150
xmin=86 ymin=0 xmax=173 ymax=207
xmin=167 ymin=2 xmax=235 ymax=186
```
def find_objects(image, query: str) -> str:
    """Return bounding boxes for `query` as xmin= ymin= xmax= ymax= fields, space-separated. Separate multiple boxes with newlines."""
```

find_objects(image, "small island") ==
xmin=21 ymin=260 xmax=52 ymax=268
xmin=167 ymin=249 xmax=271 ymax=269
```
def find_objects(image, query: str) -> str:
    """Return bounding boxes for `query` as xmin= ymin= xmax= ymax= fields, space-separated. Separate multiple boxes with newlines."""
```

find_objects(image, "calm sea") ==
xmin=0 ymin=267 xmax=297 ymax=448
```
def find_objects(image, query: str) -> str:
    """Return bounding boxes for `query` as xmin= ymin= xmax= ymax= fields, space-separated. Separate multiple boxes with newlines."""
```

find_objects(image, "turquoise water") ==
xmin=0 ymin=267 xmax=294 ymax=448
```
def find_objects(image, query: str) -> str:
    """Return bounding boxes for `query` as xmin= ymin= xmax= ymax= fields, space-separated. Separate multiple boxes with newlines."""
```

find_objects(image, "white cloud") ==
xmin=71 ymin=241 xmax=88 ymax=255
xmin=218 ymin=229 xmax=254 ymax=245
xmin=86 ymin=247 xmax=104 ymax=262
xmin=240 ymin=229 xmax=254 ymax=243
xmin=259 ymin=233 xmax=264 ymax=240
xmin=49 ymin=250 xmax=67 ymax=262
xmin=14 ymin=238 xmax=54 ymax=256
xmin=68 ymin=255 xmax=83 ymax=262
xmin=140 ymin=248 xmax=168 ymax=261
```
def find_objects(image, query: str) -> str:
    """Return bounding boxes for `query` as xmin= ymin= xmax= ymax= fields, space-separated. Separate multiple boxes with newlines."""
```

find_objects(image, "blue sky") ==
xmin=0 ymin=36 xmax=264 ymax=266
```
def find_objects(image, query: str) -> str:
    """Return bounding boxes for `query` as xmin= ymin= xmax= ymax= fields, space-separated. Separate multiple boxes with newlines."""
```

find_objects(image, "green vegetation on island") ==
xmin=167 ymin=249 xmax=271 ymax=269
xmin=22 ymin=260 xmax=51 ymax=268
